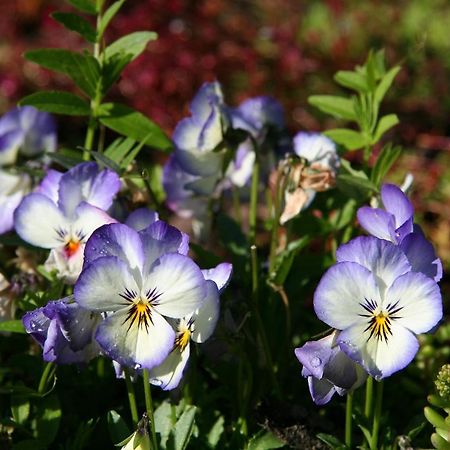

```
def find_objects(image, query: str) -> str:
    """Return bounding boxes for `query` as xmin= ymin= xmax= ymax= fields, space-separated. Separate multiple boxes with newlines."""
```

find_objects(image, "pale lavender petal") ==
xmin=125 ymin=208 xmax=159 ymax=232
xmin=145 ymin=253 xmax=207 ymax=319
xmin=336 ymin=236 xmax=411 ymax=289
xmin=202 ymin=262 xmax=233 ymax=292
xmin=399 ymin=231 xmax=442 ymax=282
xmin=189 ymin=82 xmax=224 ymax=122
xmin=83 ymin=223 xmax=144 ymax=273
xmin=384 ymin=271 xmax=442 ymax=334
xmin=73 ymin=202 xmax=117 ymax=241
xmin=175 ymin=146 xmax=223 ymax=177
xmin=293 ymin=132 xmax=339 ymax=171
xmin=381 ymin=184 xmax=414 ymax=229
xmin=95 ymin=308 xmax=175 ymax=370
xmin=191 ymin=280 xmax=220 ymax=343
xmin=233 ymin=96 xmax=285 ymax=131
xmin=0 ymin=191 xmax=24 ymax=234
xmin=0 ymin=129 xmax=23 ymax=164
xmin=14 ymin=193 xmax=68 ymax=248
xmin=74 ymin=256 xmax=139 ymax=311
xmin=313 ymin=262 xmax=381 ymax=330
xmin=36 ymin=169 xmax=63 ymax=204
xmin=308 ymin=377 xmax=337 ymax=405
xmin=357 ymin=207 xmax=396 ymax=242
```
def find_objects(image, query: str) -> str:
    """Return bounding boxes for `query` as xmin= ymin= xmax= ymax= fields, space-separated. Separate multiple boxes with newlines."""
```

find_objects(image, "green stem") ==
xmin=345 ymin=392 xmax=353 ymax=449
xmin=370 ymin=380 xmax=384 ymax=450
xmin=249 ymin=154 xmax=260 ymax=245
xmin=268 ymin=167 xmax=284 ymax=275
xmin=232 ymin=187 xmax=243 ymax=226
xmin=364 ymin=376 xmax=374 ymax=419
xmin=143 ymin=369 xmax=158 ymax=450
xmin=37 ymin=362 xmax=55 ymax=395
xmin=124 ymin=369 xmax=139 ymax=427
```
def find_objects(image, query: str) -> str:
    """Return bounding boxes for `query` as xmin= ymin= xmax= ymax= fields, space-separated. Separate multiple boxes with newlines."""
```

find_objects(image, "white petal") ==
xmin=72 ymin=202 xmax=116 ymax=240
xmin=191 ymin=280 xmax=220 ymax=343
xmin=150 ymin=344 xmax=190 ymax=390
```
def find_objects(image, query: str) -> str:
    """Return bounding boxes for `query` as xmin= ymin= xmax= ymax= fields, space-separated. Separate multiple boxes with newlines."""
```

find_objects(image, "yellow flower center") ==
xmin=174 ymin=329 xmax=191 ymax=352
xmin=64 ymin=239 xmax=81 ymax=258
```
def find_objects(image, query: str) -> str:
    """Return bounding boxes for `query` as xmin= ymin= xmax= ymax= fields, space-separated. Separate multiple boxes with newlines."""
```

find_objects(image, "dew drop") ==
xmin=310 ymin=356 xmax=322 ymax=368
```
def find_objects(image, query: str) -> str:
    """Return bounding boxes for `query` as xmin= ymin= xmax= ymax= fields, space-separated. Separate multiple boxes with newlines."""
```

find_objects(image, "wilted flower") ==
xmin=0 ymin=106 xmax=56 ymax=165
xmin=0 ymin=169 xmax=30 ymax=234
xmin=74 ymin=221 xmax=208 ymax=371
xmin=294 ymin=331 xmax=367 ymax=405
xmin=0 ymin=273 xmax=15 ymax=323
xmin=22 ymin=297 xmax=100 ymax=364
xmin=314 ymin=236 xmax=442 ymax=379
xmin=150 ymin=262 xmax=232 ymax=390
xmin=14 ymin=162 xmax=120 ymax=282
xmin=121 ymin=414 xmax=151 ymax=450
xmin=279 ymin=132 xmax=339 ymax=224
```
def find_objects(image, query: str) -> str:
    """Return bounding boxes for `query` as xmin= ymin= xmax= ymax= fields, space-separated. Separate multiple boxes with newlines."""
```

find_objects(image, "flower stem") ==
xmin=143 ymin=369 xmax=158 ymax=450
xmin=124 ymin=369 xmax=139 ymax=427
xmin=370 ymin=380 xmax=384 ymax=450
xmin=37 ymin=362 xmax=55 ymax=395
xmin=345 ymin=391 xmax=353 ymax=449
xmin=249 ymin=153 xmax=260 ymax=245
xmin=364 ymin=376 xmax=374 ymax=419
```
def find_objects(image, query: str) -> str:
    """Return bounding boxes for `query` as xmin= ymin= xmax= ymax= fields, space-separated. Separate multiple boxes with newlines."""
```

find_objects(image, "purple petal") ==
xmin=0 ymin=129 xmax=23 ymax=164
xmin=308 ymin=377 xmax=337 ymax=405
xmin=202 ymin=262 xmax=233 ymax=292
xmin=36 ymin=169 xmax=63 ymax=204
xmin=83 ymin=223 xmax=144 ymax=272
xmin=399 ymin=230 xmax=442 ymax=282
xmin=357 ymin=207 xmax=396 ymax=242
xmin=125 ymin=208 xmax=159 ymax=232
xmin=381 ymin=184 xmax=414 ymax=229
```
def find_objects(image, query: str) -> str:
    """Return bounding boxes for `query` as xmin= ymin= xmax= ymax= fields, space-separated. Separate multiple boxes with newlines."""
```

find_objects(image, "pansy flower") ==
xmin=295 ymin=331 xmax=367 ymax=405
xmin=314 ymin=236 xmax=442 ymax=379
xmin=74 ymin=222 xmax=208 ymax=370
xmin=22 ymin=297 xmax=100 ymax=364
xmin=150 ymin=263 xmax=232 ymax=390
xmin=0 ymin=106 xmax=56 ymax=165
xmin=14 ymin=162 xmax=120 ymax=283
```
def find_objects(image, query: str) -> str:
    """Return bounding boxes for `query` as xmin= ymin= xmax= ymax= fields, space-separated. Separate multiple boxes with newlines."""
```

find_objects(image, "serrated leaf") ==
xmin=20 ymin=91 xmax=90 ymax=116
xmin=324 ymin=129 xmax=369 ymax=151
xmin=67 ymin=0 xmax=97 ymax=14
xmin=247 ymin=430 xmax=284 ymax=450
xmin=52 ymin=12 xmax=97 ymax=43
xmin=98 ymin=0 xmax=126 ymax=39
xmin=308 ymin=95 xmax=357 ymax=121
xmin=375 ymin=66 xmax=401 ymax=104
xmin=334 ymin=70 xmax=369 ymax=92
xmin=373 ymin=114 xmax=399 ymax=142
xmin=102 ymin=31 xmax=157 ymax=92
xmin=25 ymin=49 xmax=100 ymax=98
xmin=370 ymin=144 xmax=402 ymax=186
xmin=107 ymin=410 xmax=130 ymax=445
xmin=98 ymin=102 xmax=171 ymax=151
xmin=0 ymin=320 xmax=26 ymax=334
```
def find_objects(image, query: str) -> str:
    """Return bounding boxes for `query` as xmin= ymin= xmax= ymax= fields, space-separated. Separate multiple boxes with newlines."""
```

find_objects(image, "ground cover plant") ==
xmin=0 ymin=1 xmax=448 ymax=449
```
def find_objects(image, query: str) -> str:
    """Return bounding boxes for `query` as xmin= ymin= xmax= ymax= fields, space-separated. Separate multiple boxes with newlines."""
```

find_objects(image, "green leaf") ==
xmin=329 ymin=199 xmax=357 ymax=230
xmin=324 ymin=128 xmax=369 ymax=151
xmin=107 ymin=410 xmax=130 ymax=445
xmin=12 ymin=440 xmax=47 ymax=450
xmin=169 ymin=405 xmax=197 ymax=450
xmin=247 ymin=430 xmax=284 ymax=450
xmin=11 ymin=395 xmax=30 ymax=425
xmin=0 ymin=320 xmax=26 ymax=334
xmin=98 ymin=103 xmax=171 ymax=151
xmin=308 ymin=95 xmax=356 ymax=121
xmin=207 ymin=416 xmax=224 ymax=448
xmin=47 ymin=150 xmax=85 ymax=169
xmin=20 ymin=91 xmax=90 ymax=116
xmin=34 ymin=394 xmax=61 ymax=445
xmin=90 ymin=151 xmax=122 ymax=173
xmin=51 ymin=12 xmax=96 ymax=43
xmin=374 ymin=66 xmax=401 ymax=104
xmin=316 ymin=433 xmax=346 ymax=449
xmin=154 ymin=400 xmax=173 ymax=448
xmin=24 ymin=49 xmax=100 ymax=98
xmin=424 ymin=407 xmax=447 ymax=430
xmin=431 ymin=432 xmax=450 ymax=450
xmin=337 ymin=174 xmax=377 ymax=201
xmin=67 ymin=0 xmax=97 ymax=14
xmin=103 ymin=31 xmax=157 ymax=92
xmin=216 ymin=214 xmax=247 ymax=257
xmin=370 ymin=144 xmax=402 ymax=186
xmin=98 ymin=0 xmax=126 ymax=39
xmin=334 ymin=70 xmax=369 ymax=93
xmin=373 ymin=114 xmax=399 ymax=142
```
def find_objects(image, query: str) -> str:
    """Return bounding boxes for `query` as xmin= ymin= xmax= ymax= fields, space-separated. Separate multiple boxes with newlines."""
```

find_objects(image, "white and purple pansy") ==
xmin=22 ymin=297 xmax=100 ymax=364
xmin=74 ymin=222 xmax=210 ymax=371
xmin=295 ymin=331 xmax=367 ymax=405
xmin=314 ymin=236 xmax=442 ymax=379
xmin=0 ymin=106 xmax=56 ymax=165
xmin=14 ymin=162 xmax=120 ymax=283
xmin=150 ymin=262 xmax=232 ymax=390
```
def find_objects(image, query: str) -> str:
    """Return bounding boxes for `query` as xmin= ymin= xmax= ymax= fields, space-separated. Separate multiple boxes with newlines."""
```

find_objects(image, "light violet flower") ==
xmin=22 ymin=297 xmax=100 ymax=364
xmin=0 ymin=169 xmax=31 ymax=234
xmin=125 ymin=208 xmax=159 ymax=232
xmin=357 ymin=183 xmax=442 ymax=281
xmin=314 ymin=236 xmax=442 ymax=379
xmin=295 ymin=331 xmax=367 ymax=405
xmin=174 ymin=82 xmax=229 ymax=181
xmin=74 ymin=222 xmax=208 ymax=370
xmin=14 ymin=162 xmax=120 ymax=283
xmin=0 ymin=106 xmax=56 ymax=165
xmin=150 ymin=262 xmax=232 ymax=390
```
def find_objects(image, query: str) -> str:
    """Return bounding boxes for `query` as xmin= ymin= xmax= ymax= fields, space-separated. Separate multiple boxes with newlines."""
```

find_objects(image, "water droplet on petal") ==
xmin=311 ymin=356 xmax=322 ymax=368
